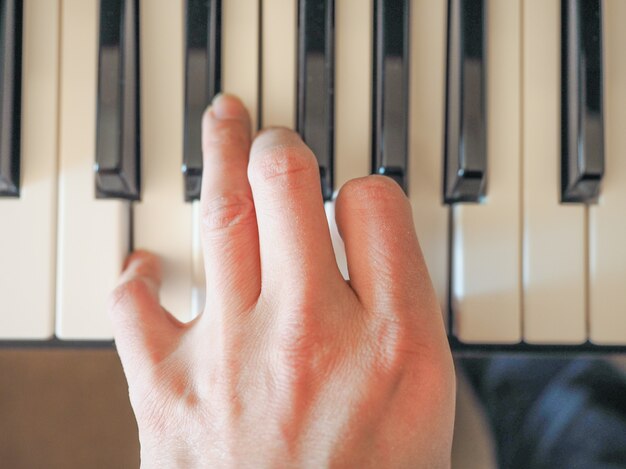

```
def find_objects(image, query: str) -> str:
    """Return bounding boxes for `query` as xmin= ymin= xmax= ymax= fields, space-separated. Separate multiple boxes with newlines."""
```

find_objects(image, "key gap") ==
xmin=585 ymin=204 xmax=590 ymax=340
xmin=129 ymin=199 xmax=134 ymax=252
xmin=518 ymin=0 xmax=525 ymax=343
xmin=256 ymin=0 xmax=263 ymax=131
xmin=446 ymin=205 xmax=454 ymax=336
xmin=53 ymin=0 xmax=65 ymax=339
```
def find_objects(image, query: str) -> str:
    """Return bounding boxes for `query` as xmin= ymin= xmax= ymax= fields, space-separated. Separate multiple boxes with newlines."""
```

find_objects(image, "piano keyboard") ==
xmin=1 ymin=0 xmax=625 ymax=352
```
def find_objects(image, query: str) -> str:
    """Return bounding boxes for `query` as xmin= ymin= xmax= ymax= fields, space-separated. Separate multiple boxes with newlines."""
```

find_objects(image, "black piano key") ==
xmin=561 ymin=0 xmax=604 ymax=203
xmin=0 ymin=0 xmax=22 ymax=198
xmin=183 ymin=0 xmax=221 ymax=202
xmin=297 ymin=0 xmax=334 ymax=202
xmin=95 ymin=0 xmax=140 ymax=200
xmin=372 ymin=0 xmax=409 ymax=193
xmin=443 ymin=0 xmax=486 ymax=204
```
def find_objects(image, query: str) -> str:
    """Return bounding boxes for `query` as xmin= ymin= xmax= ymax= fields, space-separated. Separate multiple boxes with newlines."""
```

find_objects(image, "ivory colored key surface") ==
xmin=191 ymin=201 xmax=204 ymax=318
xmin=324 ymin=201 xmax=348 ymax=280
xmin=56 ymin=0 xmax=129 ymax=340
xmin=222 ymin=0 xmax=259 ymax=131
xmin=261 ymin=0 xmax=296 ymax=128
xmin=325 ymin=0 xmax=372 ymax=278
xmin=334 ymin=0 xmax=371 ymax=189
xmin=452 ymin=0 xmax=522 ymax=344
xmin=135 ymin=0 xmax=193 ymax=322
xmin=0 ymin=0 xmax=59 ymax=339
xmin=192 ymin=0 xmax=260 ymax=317
xmin=589 ymin=0 xmax=626 ymax=345
xmin=408 ymin=0 xmax=449 ymax=315
xmin=522 ymin=0 xmax=585 ymax=344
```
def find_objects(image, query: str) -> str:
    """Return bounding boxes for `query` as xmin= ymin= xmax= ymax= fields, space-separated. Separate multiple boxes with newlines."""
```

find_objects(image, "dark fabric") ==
xmin=461 ymin=357 xmax=626 ymax=469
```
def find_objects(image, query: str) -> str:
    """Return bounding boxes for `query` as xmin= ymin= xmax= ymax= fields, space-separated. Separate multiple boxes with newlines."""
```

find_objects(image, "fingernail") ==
xmin=211 ymin=92 xmax=223 ymax=106
xmin=122 ymin=251 xmax=142 ymax=271
xmin=122 ymin=255 xmax=132 ymax=271
xmin=122 ymin=250 xmax=154 ymax=272
xmin=211 ymin=93 xmax=245 ymax=120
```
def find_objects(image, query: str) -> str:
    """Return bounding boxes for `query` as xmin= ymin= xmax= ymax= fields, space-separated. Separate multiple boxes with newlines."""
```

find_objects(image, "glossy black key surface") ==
xmin=561 ymin=0 xmax=604 ymax=203
xmin=95 ymin=0 xmax=140 ymax=200
xmin=0 ymin=0 xmax=22 ymax=198
xmin=297 ymin=0 xmax=334 ymax=202
xmin=443 ymin=0 xmax=486 ymax=204
xmin=372 ymin=0 xmax=409 ymax=193
xmin=183 ymin=0 xmax=221 ymax=202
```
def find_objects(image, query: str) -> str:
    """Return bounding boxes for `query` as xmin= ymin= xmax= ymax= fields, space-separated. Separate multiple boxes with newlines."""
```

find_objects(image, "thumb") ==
xmin=108 ymin=250 xmax=183 ymax=381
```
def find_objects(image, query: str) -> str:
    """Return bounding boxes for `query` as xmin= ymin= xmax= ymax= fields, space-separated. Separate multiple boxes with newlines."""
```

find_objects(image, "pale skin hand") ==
xmin=109 ymin=94 xmax=456 ymax=468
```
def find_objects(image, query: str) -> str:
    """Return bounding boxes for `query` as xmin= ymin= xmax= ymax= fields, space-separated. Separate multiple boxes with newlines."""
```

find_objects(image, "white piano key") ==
xmin=222 ymin=0 xmax=259 ymax=131
xmin=191 ymin=201 xmax=204 ymax=318
xmin=522 ymin=0 xmax=586 ymax=344
xmin=0 ymin=0 xmax=59 ymax=339
xmin=261 ymin=0 xmax=296 ymax=129
xmin=409 ymin=0 xmax=449 ymax=317
xmin=335 ymin=0 xmax=371 ymax=189
xmin=56 ymin=0 xmax=129 ymax=340
xmin=135 ymin=0 xmax=193 ymax=322
xmin=325 ymin=199 xmax=348 ymax=280
xmin=192 ymin=0 xmax=260 ymax=317
xmin=452 ymin=0 xmax=522 ymax=344
xmin=589 ymin=0 xmax=626 ymax=345
xmin=328 ymin=0 xmax=372 ymax=280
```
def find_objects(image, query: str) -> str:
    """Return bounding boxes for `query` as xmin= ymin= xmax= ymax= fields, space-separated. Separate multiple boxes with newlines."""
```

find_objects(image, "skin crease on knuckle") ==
xmin=248 ymin=142 xmax=318 ymax=192
xmin=201 ymin=193 xmax=257 ymax=235
xmin=122 ymin=252 xmax=454 ymax=466
xmin=269 ymin=307 xmax=450 ymax=468
xmin=200 ymin=287 xmax=423 ymax=466
xmin=131 ymin=272 xmax=451 ymax=462
xmin=116 ymin=133 xmax=455 ymax=465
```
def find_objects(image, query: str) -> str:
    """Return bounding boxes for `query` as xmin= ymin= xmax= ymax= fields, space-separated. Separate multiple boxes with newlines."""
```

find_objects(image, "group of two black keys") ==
xmin=0 ymin=0 xmax=604 ymax=206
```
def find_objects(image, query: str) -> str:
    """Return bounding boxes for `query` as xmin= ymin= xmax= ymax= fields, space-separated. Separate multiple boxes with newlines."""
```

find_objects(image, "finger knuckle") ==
xmin=369 ymin=310 xmax=449 ymax=369
xmin=108 ymin=278 xmax=149 ymax=315
xmin=249 ymin=145 xmax=317 ymax=190
xmin=201 ymin=193 xmax=256 ymax=233
xmin=277 ymin=314 xmax=339 ymax=379
xmin=203 ymin=120 xmax=248 ymax=154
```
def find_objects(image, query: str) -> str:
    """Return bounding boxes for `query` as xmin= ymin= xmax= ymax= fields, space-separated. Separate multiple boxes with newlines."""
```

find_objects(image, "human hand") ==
xmin=109 ymin=94 xmax=455 ymax=468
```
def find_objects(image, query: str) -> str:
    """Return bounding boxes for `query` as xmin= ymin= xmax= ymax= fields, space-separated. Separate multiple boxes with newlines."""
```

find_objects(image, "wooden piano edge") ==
xmin=0 ymin=337 xmax=625 ymax=355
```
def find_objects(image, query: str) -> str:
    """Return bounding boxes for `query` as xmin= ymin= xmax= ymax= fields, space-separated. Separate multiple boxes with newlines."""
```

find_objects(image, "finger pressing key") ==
xmin=200 ymin=94 xmax=261 ymax=314
xmin=109 ymin=250 xmax=182 ymax=381
xmin=248 ymin=129 xmax=342 ymax=299
xmin=335 ymin=176 xmax=445 ymax=341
